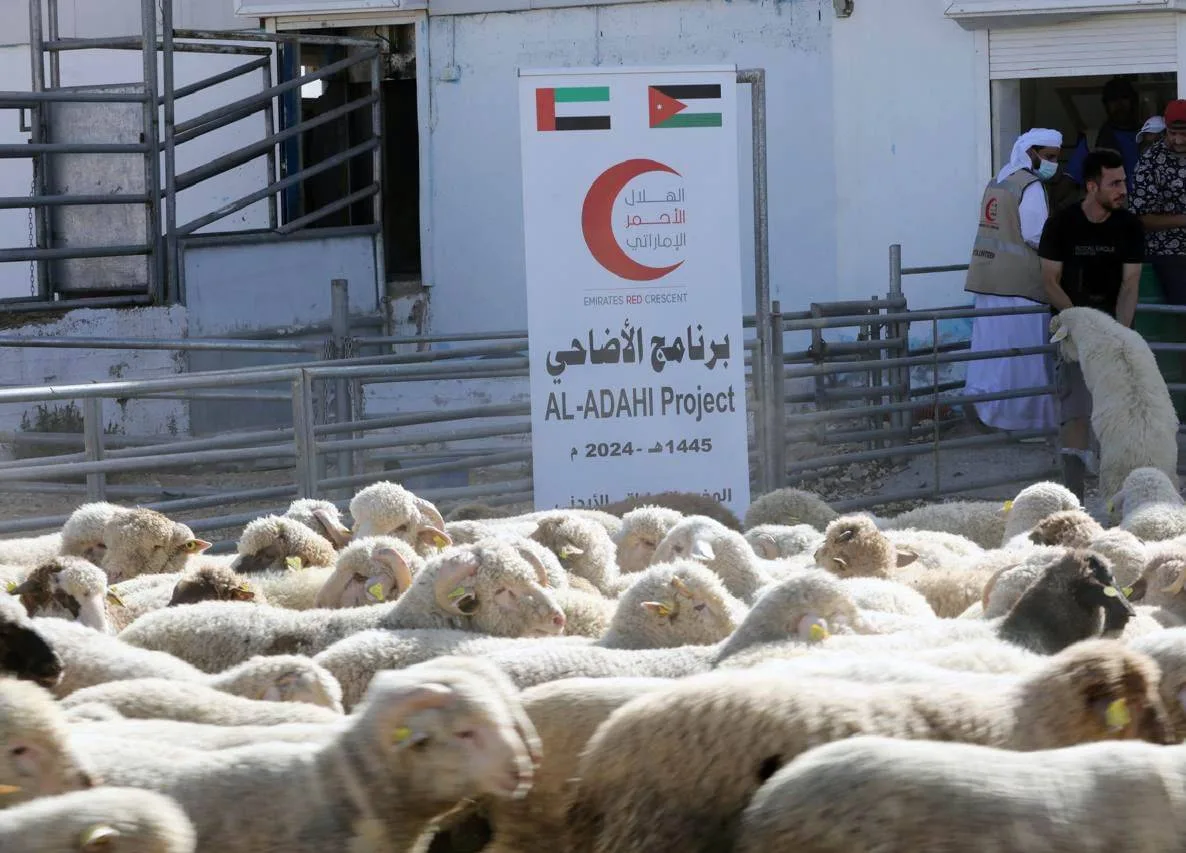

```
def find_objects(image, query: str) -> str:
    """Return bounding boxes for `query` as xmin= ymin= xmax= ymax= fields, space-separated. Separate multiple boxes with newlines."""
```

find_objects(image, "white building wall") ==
xmin=831 ymin=0 xmax=984 ymax=315
xmin=423 ymin=0 xmax=836 ymax=334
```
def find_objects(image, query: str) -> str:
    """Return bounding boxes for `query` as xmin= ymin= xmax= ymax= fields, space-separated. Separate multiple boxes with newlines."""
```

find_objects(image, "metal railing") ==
xmin=2 ymin=0 xmax=386 ymax=309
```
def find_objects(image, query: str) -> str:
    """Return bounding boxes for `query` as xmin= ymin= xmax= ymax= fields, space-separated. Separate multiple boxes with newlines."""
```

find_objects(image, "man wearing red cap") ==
xmin=1131 ymin=99 xmax=1186 ymax=305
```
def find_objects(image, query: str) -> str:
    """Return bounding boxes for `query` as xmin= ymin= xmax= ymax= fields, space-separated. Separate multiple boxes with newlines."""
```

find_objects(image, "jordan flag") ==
xmin=648 ymin=84 xmax=722 ymax=129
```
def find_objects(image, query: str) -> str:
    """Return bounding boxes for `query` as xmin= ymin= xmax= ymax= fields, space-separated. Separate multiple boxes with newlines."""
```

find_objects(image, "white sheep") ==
xmin=283 ymin=498 xmax=353 ymax=549
xmin=568 ymin=639 xmax=1171 ymax=853
xmin=77 ymin=657 xmax=541 ymax=853
xmin=613 ymin=506 xmax=684 ymax=573
xmin=743 ymin=523 xmax=823 ymax=561
xmin=0 ymin=677 xmax=95 ymax=808
xmin=59 ymin=679 xmax=342 ymax=726
xmin=312 ymin=535 xmax=421 ymax=609
xmin=1110 ymin=466 xmax=1186 ymax=540
xmin=117 ymin=539 xmax=569 ymax=672
xmin=100 ymin=509 xmax=211 ymax=584
xmin=1049 ymin=306 xmax=1180 ymax=498
xmin=226 ymin=514 xmax=338 ymax=575
xmin=735 ymin=735 xmax=1185 ymax=853
xmin=529 ymin=513 xmax=628 ymax=595
xmin=879 ymin=499 xmax=1010 ymax=550
xmin=1000 ymin=480 xmax=1082 ymax=544
xmin=348 ymin=480 xmax=453 ymax=555
xmin=652 ymin=516 xmax=782 ymax=603
xmin=6 ymin=557 xmax=114 ymax=634
xmin=742 ymin=487 xmax=839 ymax=531
xmin=0 ymin=786 xmax=196 ymax=853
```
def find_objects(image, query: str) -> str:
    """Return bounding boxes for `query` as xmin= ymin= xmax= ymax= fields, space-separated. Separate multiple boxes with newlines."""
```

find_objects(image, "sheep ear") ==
xmin=557 ymin=542 xmax=584 ymax=561
xmin=312 ymin=508 xmax=353 ymax=549
xmin=752 ymin=533 xmax=779 ymax=559
xmin=79 ymin=824 xmax=120 ymax=851
xmin=418 ymin=526 xmax=453 ymax=551
xmin=641 ymin=601 xmax=675 ymax=618
xmin=375 ymin=681 xmax=455 ymax=746
xmin=365 ymin=577 xmax=387 ymax=603
xmin=836 ymin=528 xmax=855 ymax=543
xmin=513 ymin=545 xmax=552 ymax=589
xmin=1049 ymin=325 xmax=1068 ymax=343
xmin=413 ymin=497 xmax=446 ymax=532
xmin=895 ymin=547 xmax=919 ymax=568
xmin=105 ymin=589 xmax=125 ymax=607
xmin=1161 ymin=563 xmax=1186 ymax=597
xmin=797 ymin=613 xmax=830 ymax=642
xmin=230 ymin=584 xmax=256 ymax=602
xmin=371 ymin=547 xmax=415 ymax=596
xmin=433 ymin=551 xmax=481 ymax=613
xmin=689 ymin=538 xmax=715 ymax=562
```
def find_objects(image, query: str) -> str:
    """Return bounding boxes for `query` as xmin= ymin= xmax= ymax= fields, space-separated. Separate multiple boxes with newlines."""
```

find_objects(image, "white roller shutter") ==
xmin=988 ymin=12 xmax=1179 ymax=78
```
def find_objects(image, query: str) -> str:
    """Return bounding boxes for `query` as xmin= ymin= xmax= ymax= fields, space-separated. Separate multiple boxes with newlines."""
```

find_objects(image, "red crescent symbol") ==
xmin=984 ymin=198 xmax=998 ymax=223
xmin=582 ymin=158 xmax=685 ymax=282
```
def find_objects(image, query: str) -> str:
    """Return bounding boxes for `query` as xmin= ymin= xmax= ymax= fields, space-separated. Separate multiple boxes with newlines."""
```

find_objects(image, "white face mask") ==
xmin=1037 ymin=159 xmax=1059 ymax=181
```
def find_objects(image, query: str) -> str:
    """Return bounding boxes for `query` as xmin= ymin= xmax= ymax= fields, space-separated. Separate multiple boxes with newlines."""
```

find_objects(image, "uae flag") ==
xmin=648 ymin=84 xmax=722 ymax=129
xmin=536 ymin=86 xmax=611 ymax=132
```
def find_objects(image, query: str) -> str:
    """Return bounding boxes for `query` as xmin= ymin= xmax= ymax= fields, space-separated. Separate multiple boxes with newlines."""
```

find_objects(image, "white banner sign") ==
xmin=518 ymin=64 xmax=750 ymax=517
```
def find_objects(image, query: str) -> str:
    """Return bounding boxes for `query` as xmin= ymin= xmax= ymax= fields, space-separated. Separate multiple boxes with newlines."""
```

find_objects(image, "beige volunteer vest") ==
xmin=964 ymin=169 xmax=1049 ymax=304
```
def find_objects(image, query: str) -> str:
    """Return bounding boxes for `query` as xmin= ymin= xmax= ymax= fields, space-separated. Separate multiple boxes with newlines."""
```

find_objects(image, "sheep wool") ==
xmin=1050 ymin=306 xmax=1180 ymax=498
xmin=348 ymin=480 xmax=452 ymax=555
xmin=85 ymin=658 xmax=541 ymax=853
xmin=735 ymin=735 xmax=1186 ymax=853
xmin=742 ymin=487 xmax=839 ymax=532
xmin=100 ymin=509 xmax=211 ymax=584
xmin=880 ymin=499 xmax=1009 ymax=550
xmin=0 ymin=677 xmax=95 ymax=808
xmin=1111 ymin=466 xmax=1186 ymax=541
xmin=7 ymin=557 xmax=113 ymax=635
xmin=613 ymin=506 xmax=684 ymax=574
xmin=0 ymin=786 xmax=196 ymax=853
xmin=283 ymin=498 xmax=353 ymax=549
xmin=567 ymin=639 xmax=1172 ymax=853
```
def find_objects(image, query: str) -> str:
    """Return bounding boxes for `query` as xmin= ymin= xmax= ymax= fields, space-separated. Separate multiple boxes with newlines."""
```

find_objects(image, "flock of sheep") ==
xmin=0 ymin=303 xmax=1184 ymax=851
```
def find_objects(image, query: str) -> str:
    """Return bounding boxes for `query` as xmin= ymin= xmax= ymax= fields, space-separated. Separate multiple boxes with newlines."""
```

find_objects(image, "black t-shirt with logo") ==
xmin=1037 ymin=203 xmax=1145 ymax=316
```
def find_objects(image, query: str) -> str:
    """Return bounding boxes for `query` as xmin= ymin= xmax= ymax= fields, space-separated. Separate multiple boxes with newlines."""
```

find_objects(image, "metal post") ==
xmin=887 ymin=244 xmax=909 ymax=460
xmin=370 ymin=52 xmax=386 ymax=314
xmin=28 ymin=0 xmax=50 ymax=300
xmin=140 ymin=0 xmax=163 ymax=304
xmin=46 ymin=0 xmax=60 ymax=88
xmin=331 ymin=279 xmax=354 ymax=486
xmin=82 ymin=397 xmax=107 ymax=501
xmin=931 ymin=316 xmax=941 ymax=501
xmin=739 ymin=68 xmax=771 ymax=494
xmin=263 ymin=59 xmax=278 ymax=231
xmin=291 ymin=370 xmax=319 ymax=498
xmin=769 ymin=300 xmax=785 ymax=489
xmin=162 ymin=0 xmax=178 ymax=303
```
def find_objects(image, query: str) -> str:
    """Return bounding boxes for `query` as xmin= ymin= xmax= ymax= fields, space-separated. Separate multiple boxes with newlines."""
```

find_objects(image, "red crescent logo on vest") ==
xmin=984 ymin=198 xmax=998 ymax=223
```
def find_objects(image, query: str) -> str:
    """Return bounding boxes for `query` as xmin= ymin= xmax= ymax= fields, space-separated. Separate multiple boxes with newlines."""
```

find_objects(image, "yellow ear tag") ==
xmin=1105 ymin=698 xmax=1131 ymax=729
xmin=433 ymin=535 xmax=449 ymax=548
xmin=0 ymin=784 xmax=20 ymax=795
xmin=393 ymin=726 xmax=412 ymax=744
xmin=558 ymin=546 xmax=576 ymax=561
xmin=4 ymin=582 xmax=16 ymax=594
xmin=1002 ymin=500 xmax=1014 ymax=512
xmin=656 ymin=603 xmax=673 ymax=617
xmin=809 ymin=623 xmax=829 ymax=641
xmin=1103 ymin=586 xmax=1119 ymax=597
xmin=367 ymin=582 xmax=386 ymax=602
xmin=284 ymin=556 xmax=303 ymax=571
xmin=447 ymin=586 xmax=466 ymax=600
xmin=1122 ymin=586 xmax=1134 ymax=598
xmin=105 ymin=590 xmax=124 ymax=607
xmin=1106 ymin=499 xmax=1115 ymax=514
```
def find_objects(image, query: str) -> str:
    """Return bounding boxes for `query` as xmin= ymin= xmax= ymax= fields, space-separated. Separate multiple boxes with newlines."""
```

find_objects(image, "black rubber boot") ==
xmin=1060 ymin=452 xmax=1087 ymax=504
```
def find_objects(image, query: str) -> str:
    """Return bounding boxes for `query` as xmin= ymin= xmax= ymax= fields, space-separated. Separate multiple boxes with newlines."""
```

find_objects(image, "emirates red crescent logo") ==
xmin=984 ymin=198 xmax=998 ymax=223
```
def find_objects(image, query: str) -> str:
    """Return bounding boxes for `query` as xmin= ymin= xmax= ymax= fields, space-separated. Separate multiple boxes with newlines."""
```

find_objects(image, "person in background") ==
xmin=1066 ymin=76 xmax=1142 ymax=193
xmin=1039 ymin=149 xmax=1145 ymax=500
xmin=1137 ymin=115 xmax=1166 ymax=154
xmin=962 ymin=128 xmax=1063 ymax=435
xmin=1132 ymin=100 xmax=1186 ymax=306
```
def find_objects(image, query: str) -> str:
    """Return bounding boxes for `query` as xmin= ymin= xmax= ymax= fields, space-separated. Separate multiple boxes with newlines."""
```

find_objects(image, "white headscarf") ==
xmin=996 ymin=128 xmax=1063 ymax=182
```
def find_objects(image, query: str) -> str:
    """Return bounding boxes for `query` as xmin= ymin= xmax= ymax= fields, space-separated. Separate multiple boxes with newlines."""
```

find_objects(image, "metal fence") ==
xmin=3 ymin=0 xmax=385 ymax=309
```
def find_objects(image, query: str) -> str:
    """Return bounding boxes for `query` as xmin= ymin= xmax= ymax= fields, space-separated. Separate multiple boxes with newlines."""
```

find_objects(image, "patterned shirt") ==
xmin=1131 ymin=139 xmax=1186 ymax=256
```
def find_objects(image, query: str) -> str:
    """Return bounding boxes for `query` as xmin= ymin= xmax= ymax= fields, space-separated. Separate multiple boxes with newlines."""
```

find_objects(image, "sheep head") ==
xmin=1129 ymin=548 xmax=1186 ymax=605
xmin=1028 ymin=509 xmax=1105 ymax=548
xmin=349 ymin=481 xmax=452 ymax=556
xmin=232 ymin=515 xmax=337 ymax=574
xmin=59 ymin=502 xmax=125 ymax=565
xmin=318 ymin=536 xmax=418 ymax=609
xmin=168 ymin=564 xmax=259 ymax=607
xmin=814 ymin=515 xmax=914 ymax=579
xmin=0 ymin=595 xmax=62 ymax=689
xmin=633 ymin=563 xmax=743 ymax=646
xmin=1016 ymin=640 xmax=1174 ymax=747
xmin=428 ymin=541 xmax=566 ymax=637
xmin=9 ymin=557 xmax=112 ymax=635
xmin=1048 ymin=310 xmax=1081 ymax=362
xmin=355 ymin=665 xmax=538 ymax=804
xmin=615 ymin=506 xmax=683 ymax=573
xmin=0 ymin=678 xmax=95 ymax=806
xmin=101 ymin=509 xmax=210 ymax=583
xmin=651 ymin=516 xmax=731 ymax=568
xmin=1109 ymin=468 xmax=1184 ymax=522
xmin=283 ymin=499 xmax=354 ymax=549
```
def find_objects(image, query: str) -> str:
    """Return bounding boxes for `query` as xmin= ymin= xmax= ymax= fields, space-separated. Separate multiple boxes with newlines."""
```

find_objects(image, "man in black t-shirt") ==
xmin=1038 ymin=148 xmax=1145 ymax=500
